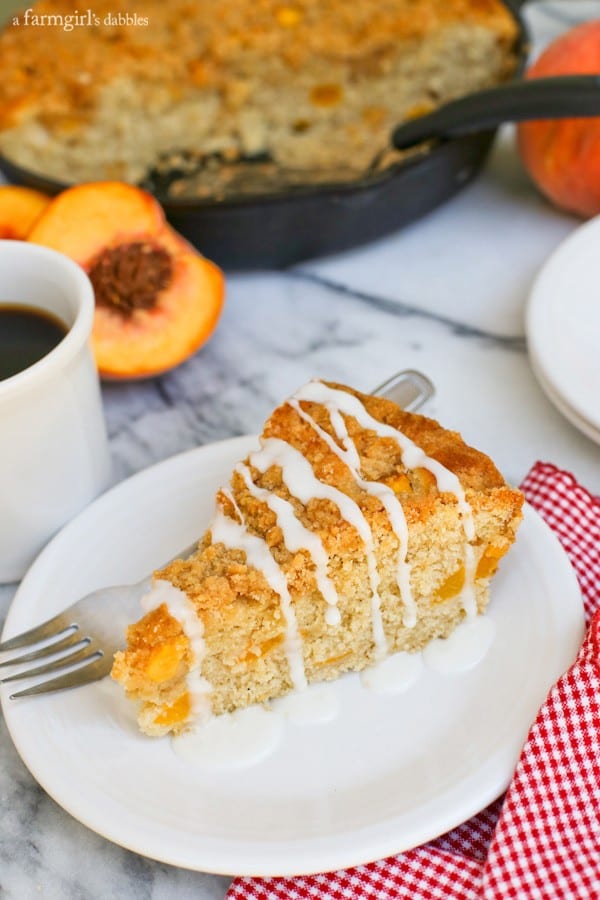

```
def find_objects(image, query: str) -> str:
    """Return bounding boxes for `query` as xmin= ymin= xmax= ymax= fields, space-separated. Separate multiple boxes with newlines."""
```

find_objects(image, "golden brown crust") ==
xmin=158 ymin=381 xmax=520 ymax=602
xmin=0 ymin=0 xmax=518 ymax=128
xmin=269 ymin=382 xmax=507 ymax=491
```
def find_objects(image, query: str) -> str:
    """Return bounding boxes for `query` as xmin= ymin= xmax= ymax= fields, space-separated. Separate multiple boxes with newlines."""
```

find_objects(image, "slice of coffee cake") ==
xmin=112 ymin=381 xmax=523 ymax=735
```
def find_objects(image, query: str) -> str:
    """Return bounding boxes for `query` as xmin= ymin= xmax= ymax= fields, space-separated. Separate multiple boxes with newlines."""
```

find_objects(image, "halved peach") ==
xmin=0 ymin=185 xmax=51 ymax=239
xmin=28 ymin=181 xmax=164 ymax=262
xmin=27 ymin=181 xmax=224 ymax=379
xmin=92 ymin=251 xmax=224 ymax=379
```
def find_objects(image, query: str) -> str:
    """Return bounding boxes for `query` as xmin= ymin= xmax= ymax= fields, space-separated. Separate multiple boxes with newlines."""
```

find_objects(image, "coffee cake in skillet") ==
xmin=0 ymin=0 xmax=519 ymax=189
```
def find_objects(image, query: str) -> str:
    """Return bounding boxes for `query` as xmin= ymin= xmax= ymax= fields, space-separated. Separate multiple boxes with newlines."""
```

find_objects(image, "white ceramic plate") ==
xmin=1 ymin=436 xmax=585 ymax=877
xmin=527 ymin=216 xmax=600 ymax=441
xmin=529 ymin=349 xmax=600 ymax=446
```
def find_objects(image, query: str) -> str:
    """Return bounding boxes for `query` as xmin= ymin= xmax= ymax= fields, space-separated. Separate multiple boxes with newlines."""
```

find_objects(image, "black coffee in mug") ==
xmin=0 ymin=304 xmax=68 ymax=381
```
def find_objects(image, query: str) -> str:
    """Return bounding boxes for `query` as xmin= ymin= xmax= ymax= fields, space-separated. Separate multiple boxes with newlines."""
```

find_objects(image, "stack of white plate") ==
xmin=527 ymin=216 xmax=600 ymax=446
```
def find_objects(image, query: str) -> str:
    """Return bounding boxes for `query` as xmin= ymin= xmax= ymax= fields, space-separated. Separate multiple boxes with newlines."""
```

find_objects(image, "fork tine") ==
xmin=0 ymin=610 xmax=74 ymax=653
xmin=0 ymin=629 xmax=81 ymax=668
xmin=8 ymin=653 xmax=111 ymax=699
xmin=0 ymin=641 xmax=94 ymax=683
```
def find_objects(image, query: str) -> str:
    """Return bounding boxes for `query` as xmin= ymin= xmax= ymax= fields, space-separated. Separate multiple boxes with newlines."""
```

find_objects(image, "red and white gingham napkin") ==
xmin=227 ymin=462 xmax=600 ymax=900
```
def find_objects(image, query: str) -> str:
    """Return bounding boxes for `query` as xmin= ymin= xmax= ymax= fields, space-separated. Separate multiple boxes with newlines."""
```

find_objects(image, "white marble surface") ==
xmin=1 ymin=3 xmax=600 ymax=898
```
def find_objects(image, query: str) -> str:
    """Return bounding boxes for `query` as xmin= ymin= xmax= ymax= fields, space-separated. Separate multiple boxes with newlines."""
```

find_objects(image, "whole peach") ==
xmin=518 ymin=20 xmax=600 ymax=217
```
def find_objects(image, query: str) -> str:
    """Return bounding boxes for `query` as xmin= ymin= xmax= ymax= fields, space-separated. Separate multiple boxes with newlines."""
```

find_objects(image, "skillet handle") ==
xmin=392 ymin=75 xmax=600 ymax=151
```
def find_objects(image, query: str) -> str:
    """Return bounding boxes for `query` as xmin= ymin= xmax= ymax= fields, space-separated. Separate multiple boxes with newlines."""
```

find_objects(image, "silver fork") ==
xmin=0 ymin=369 xmax=434 ymax=700
xmin=0 ymin=543 xmax=199 ymax=699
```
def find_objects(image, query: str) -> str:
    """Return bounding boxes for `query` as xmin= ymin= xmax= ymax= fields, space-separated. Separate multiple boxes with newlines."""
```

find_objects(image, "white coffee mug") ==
xmin=0 ymin=241 xmax=111 ymax=582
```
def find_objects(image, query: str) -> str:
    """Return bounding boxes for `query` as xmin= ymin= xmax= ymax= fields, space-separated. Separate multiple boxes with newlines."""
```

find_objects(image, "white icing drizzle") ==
xmin=141 ymin=579 xmax=213 ymax=722
xmin=288 ymin=396 xmax=416 ymax=629
xmin=172 ymin=705 xmax=284 ymax=770
xmin=360 ymin=650 xmax=424 ymax=694
xmin=422 ymin=617 xmax=496 ymax=674
xmin=249 ymin=437 xmax=388 ymax=659
xmin=211 ymin=488 xmax=308 ymax=692
xmin=235 ymin=462 xmax=342 ymax=627
xmin=272 ymin=683 xmax=339 ymax=725
xmin=293 ymin=381 xmax=478 ymax=619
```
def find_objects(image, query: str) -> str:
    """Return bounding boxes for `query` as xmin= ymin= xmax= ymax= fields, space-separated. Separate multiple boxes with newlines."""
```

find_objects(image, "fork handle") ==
xmin=372 ymin=370 xmax=434 ymax=411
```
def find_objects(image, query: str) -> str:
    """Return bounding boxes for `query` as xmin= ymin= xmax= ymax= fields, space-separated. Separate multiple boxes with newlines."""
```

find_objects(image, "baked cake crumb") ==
xmin=112 ymin=381 xmax=523 ymax=736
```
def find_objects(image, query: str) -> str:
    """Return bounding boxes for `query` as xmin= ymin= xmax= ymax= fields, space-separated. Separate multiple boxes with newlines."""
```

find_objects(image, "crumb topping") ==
xmin=0 ymin=0 xmax=518 ymax=130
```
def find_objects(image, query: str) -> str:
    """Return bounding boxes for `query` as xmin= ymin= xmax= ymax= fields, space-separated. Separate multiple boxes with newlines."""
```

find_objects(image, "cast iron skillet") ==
xmin=1 ymin=0 xmax=600 ymax=268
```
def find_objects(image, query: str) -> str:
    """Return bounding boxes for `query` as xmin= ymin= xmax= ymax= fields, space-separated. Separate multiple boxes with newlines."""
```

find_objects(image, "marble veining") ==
xmin=1 ymin=4 xmax=599 ymax=898
xmin=290 ymin=269 xmax=528 ymax=347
